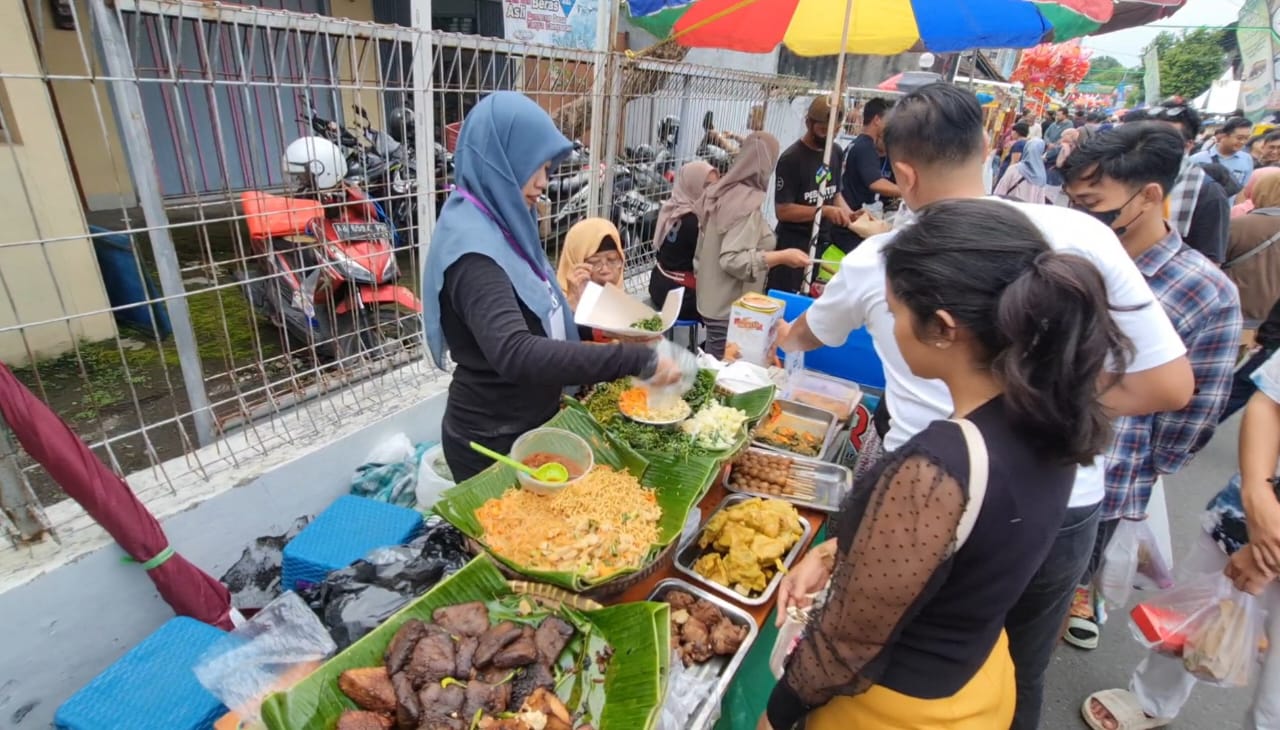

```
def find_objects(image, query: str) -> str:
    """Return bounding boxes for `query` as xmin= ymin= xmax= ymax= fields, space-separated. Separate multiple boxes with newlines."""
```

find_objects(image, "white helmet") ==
xmin=283 ymin=136 xmax=347 ymax=191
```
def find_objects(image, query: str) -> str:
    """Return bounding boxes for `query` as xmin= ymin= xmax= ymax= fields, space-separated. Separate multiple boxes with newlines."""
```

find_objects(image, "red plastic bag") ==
xmin=1129 ymin=571 xmax=1267 ymax=688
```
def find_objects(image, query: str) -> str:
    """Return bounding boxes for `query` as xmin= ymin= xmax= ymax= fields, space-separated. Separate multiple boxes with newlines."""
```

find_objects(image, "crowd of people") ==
xmin=419 ymin=84 xmax=1280 ymax=730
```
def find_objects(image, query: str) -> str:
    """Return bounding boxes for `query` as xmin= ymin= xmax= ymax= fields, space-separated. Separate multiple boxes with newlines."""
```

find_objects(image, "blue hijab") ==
xmin=423 ymin=92 xmax=575 ymax=368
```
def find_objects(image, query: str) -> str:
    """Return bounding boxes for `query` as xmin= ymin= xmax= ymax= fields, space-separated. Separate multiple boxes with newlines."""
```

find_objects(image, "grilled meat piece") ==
xmin=335 ymin=710 xmax=395 ymax=730
xmin=385 ymin=620 xmax=429 ymax=675
xmin=407 ymin=632 xmax=456 ymax=688
xmin=474 ymin=621 xmax=523 ymax=668
xmin=417 ymin=717 xmax=465 ymax=730
xmin=492 ymin=626 xmax=539 ymax=669
xmin=510 ymin=661 xmax=555 ymax=709
xmin=419 ymin=681 xmax=466 ymax=716
xmin=665 ymin=590 xmax=696 ymax=611
xmin=533 ymin=616 xmax=575 ymax=665
xmin=455 ymin=636 xmax=479 ymax=679
xmin=463 ymin=680 xmax=511 ymax=719
xmin=392 ymin=672 xmax=422 ymax=730
xmin=432 ymin=602 xmax=490 ymax=637
xmin=709 ymin=618 xmax=747 ymax=656
xmin=337 ymin=666 xmax=397 ymax=713
xmin=689 ymin=599 xmax=723 ymax=628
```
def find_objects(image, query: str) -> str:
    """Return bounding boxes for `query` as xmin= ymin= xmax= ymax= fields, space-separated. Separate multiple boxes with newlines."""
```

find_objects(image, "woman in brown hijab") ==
xmin=1226 ymin=172 xmax=1280 ymax=325
xmin=695 ymin=132 xmax=811 ymax=358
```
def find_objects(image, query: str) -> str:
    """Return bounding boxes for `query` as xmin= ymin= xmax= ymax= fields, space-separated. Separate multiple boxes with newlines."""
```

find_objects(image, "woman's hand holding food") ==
xmin=775 ymin=539 xmax=836 ymax=627
xmin=565 ymin=263 xmax=593 ymax=310
xmin=766 ymin=248 xmax=813 ymax=270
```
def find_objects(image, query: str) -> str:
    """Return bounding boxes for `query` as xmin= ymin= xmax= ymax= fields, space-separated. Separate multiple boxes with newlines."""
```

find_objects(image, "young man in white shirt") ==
xmin=777 ymin=83 xmax=1194 ymax=730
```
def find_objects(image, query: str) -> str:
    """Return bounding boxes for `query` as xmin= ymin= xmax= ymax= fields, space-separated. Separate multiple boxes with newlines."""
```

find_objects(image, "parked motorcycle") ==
xmin=236 ymin=135 xmax=423 ymax=363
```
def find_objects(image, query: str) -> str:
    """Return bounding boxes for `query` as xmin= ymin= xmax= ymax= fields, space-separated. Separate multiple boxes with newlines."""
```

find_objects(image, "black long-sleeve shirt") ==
xmin=439 ymin=254 xmax=654 ymax=481
xmin=1186 ymin=179 xmax=1230 ymax=264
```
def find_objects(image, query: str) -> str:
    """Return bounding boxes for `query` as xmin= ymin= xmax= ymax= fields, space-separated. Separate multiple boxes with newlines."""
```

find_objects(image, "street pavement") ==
xmin=1039 ymin=413 xmax=1253 ymax=729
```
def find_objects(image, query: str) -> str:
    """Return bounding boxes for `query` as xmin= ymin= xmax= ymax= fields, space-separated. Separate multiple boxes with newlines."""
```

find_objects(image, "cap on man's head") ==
xmin=807 ymin=95 xmax=842 ymax=125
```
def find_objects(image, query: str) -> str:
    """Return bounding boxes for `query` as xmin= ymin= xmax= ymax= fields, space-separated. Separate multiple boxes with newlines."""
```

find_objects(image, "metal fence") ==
xmin=0 ymin=0 xmax=864 ymax=559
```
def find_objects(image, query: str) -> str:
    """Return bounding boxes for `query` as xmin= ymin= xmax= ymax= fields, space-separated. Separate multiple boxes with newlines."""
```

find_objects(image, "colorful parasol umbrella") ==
xmin=0 ymin=362 xmax=234 ymax=630
xmin=627 ymin=0 xmax=1189 ymax=56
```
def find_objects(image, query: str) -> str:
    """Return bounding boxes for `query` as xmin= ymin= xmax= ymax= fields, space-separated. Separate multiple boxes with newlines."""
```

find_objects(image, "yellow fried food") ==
xmin=693 ymin=498 xmax=802 ymax=596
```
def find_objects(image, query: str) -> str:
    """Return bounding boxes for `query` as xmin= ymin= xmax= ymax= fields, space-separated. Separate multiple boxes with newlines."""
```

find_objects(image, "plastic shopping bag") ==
xmin=1100 ymin=519 xmax=1174 ymax=608
xmin=194 ymin=592 xmax=337 ymax=725
xmin=769 ymin=582 xmax=830 ymax=679
xmin=1128 ymin=570 xmax=1267 ymax=688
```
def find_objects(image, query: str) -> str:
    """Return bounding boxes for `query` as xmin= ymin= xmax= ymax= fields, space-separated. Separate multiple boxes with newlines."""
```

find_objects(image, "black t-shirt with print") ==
xmin=774 ymin=140 xmax=844 ymax=253
xmin=841 ymin=134 xmax=892 ymax=210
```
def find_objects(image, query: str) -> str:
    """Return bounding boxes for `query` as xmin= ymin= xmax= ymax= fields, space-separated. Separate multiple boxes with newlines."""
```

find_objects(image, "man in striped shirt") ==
xmin=1062 ymin=121 xmax=1243 ymax=651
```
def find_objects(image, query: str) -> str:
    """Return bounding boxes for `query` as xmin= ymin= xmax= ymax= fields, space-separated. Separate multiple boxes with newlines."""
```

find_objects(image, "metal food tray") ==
xmin=722 ymin=447 xmax=853 ymax=513
xmin=647 ymin=578 xmax=760 ymax=730
xmin=674 ymin=493 xmax=814 ymax=607
xmin=752 ymin=398 xmax=842 ymax=461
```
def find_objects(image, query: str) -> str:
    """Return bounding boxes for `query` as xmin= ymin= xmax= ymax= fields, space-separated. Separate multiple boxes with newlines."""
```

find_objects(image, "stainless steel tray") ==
xmin=674 ymin=493 xmax=814 ymax=607
xmin=647 ymin=578 xmax=760 ymax=730
xmin=751 ymin=398 xmax=842 ymax=461
xmin=723 ymin=447 xmax=853 ymax=513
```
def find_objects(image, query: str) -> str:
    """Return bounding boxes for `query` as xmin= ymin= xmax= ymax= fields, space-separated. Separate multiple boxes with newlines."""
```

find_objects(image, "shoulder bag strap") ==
xmin=950 ymin=418 xmax=990 ymax=551
xmin=1224 ymin=228 xmax=1280 ymax=270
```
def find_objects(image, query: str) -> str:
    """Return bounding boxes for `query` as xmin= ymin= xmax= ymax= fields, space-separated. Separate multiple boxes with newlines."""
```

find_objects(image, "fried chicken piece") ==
xmin=534 ymin=616 xmax=575 ymax=665
xmin=474 ymin=621 xmax=524 ymax=668
xmin=689 ymin=599 xmax=724 ymax=628
xmin=385 ymin=620 xmax=428 ymax=675
xmin=680 ymin=616 xmax=714 ymax=664
xmin=432 ymin=602 xmax=491 ymax=638
xmin=392 ymin=672 xmax=421 ymax=730
xmin=337 ymin=666 xmax=397 ymax=713
xmin=455 ymin=636 xmax=479 ymax=679
xmin=665 ymin=590 xmax=696 ymax=611
xmin=407 ymin=632 xmax=456 ymax=688
xmin=492 ymin=627 xmax=539 ymax=669
xmin=335 ymin=710 xmax=395 ymax=730
xmin=709 ymin=618 xmax=748 ymax=656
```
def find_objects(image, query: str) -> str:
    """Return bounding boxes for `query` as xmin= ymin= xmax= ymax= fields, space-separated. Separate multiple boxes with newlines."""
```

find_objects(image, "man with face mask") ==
xmin=771 ymin=95 xmax=856 ymax=293
xmin=1059 ymin=122 xmax=1241 ymax=661
xmin=776 ymin=83 xmax=1195 ymax=730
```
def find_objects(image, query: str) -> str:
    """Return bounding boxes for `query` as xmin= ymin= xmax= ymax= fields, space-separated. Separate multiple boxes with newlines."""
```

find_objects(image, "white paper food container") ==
xmin=574 ymin=282 xmax=684 ymax=337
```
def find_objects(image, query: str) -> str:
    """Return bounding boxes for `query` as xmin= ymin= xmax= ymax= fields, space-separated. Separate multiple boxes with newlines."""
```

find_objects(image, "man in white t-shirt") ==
xmin=776 ymin=83 xmax=1194 ymax=730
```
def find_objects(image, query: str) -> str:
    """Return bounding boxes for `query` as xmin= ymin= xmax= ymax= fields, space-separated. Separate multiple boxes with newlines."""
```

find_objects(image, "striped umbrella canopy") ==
xmin=627 ymin=0 xmax=1188 ymax=56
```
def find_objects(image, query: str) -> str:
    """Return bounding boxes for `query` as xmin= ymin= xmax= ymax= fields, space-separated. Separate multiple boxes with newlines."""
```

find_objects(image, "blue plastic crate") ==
xmin=282 ymin=495 xmax=423 ymax=592
xmin=55 ymin=617 xmax=227 ymax=730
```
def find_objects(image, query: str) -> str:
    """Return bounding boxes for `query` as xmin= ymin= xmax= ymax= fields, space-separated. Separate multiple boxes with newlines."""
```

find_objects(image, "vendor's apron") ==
xmin=802 ymin=630 xmax=1015 ymax=730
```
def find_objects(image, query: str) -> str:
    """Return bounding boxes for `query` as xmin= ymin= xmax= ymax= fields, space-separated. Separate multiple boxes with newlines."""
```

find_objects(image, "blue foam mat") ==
xmin=282 ymin=494 xmax=422 ymax=591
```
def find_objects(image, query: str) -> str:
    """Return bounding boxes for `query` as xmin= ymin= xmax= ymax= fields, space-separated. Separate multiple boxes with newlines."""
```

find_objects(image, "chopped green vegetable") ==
xmin=630 ymin=315 xmax=664 ymax=331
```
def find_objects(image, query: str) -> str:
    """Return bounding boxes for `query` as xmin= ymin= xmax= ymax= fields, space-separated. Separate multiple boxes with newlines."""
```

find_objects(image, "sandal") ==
xmin=1064 ymin=585 xmax=1100 ymax=650
xmin=1082 ymin=689 xmax=1171 ymax=730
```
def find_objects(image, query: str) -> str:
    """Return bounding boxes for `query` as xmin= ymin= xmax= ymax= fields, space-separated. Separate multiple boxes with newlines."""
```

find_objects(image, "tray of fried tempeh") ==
xmin=723 ymin=447 xmax=853 ymax=513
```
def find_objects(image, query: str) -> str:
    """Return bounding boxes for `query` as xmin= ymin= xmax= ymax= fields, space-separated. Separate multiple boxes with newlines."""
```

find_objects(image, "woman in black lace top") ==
xmin=762 ymin=199 xmax=1134 ymax=730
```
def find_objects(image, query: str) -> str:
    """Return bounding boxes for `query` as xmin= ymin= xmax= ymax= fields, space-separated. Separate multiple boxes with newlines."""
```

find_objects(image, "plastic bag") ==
xmin=1100 ymin=519 xmax=1175 ymax=608
xmin=194 ymin=592 xmax=337 ymax=724
xmin=1128 ymin=570 xmax=1267 ymax=688
xmin=658 ymin=648 xmax=719 ymax=730
xmin=415 ymin=443 xmax=455 ymax=510
xmin=220 ymin=517 xmax=310 ymax=611
xmin=350 ymin=434 xmax=434 ymax=508
xmin=769 ymin=583 xmax=830 ymax=679
xmin=301 ymin=517 xmax=470 ymax=648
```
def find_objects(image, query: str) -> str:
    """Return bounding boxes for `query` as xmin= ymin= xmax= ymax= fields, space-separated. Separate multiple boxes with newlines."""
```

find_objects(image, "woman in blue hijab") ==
xmin=424 ymin=92 xmax=678 ymax=481
xmin=994 ymin=137 xmax=1050 ymax=205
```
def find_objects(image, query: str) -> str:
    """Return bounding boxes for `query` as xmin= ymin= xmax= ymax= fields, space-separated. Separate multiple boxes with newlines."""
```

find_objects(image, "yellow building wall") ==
xmin=0 ymin=2 xmax=115 ymax=365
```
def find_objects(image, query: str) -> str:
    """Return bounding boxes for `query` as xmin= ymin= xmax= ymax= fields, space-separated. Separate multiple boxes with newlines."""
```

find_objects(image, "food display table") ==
xmin=612 ymin=475 xmax=829 ymax=730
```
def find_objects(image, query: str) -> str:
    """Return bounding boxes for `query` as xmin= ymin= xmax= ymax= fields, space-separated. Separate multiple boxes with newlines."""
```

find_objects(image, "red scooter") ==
xmin=238 ymin=184 xmax=422 ymax=363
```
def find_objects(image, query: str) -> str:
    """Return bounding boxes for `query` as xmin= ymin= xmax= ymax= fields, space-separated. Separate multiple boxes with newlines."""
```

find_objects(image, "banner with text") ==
xmin=1236 ymin=0 xmax=1280 ymax=120
xmin=1143 ymin=45 xmax=1161 ymax=106
xmin=503 ymin=0 xmax=599 ymax=49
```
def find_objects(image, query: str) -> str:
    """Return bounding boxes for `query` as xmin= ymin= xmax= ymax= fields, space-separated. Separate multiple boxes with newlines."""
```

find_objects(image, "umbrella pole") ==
xmin=804 ymin=0 xmax=856 ymax=290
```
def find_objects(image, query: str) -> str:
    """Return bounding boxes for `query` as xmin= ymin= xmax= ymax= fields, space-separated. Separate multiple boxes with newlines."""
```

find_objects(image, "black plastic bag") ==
xmin=301 ymin=517 xmax=470 ymax=647
xmin=221 ymin=517 xmax=310 ymax=611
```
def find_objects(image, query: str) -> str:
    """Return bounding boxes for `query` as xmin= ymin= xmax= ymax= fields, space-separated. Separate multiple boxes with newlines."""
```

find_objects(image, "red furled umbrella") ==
xmin=0 ymin=362 xmax=233 ymax=629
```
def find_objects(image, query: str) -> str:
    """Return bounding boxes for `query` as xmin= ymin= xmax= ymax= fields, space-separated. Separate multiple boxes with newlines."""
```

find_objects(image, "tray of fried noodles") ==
xmin=434 ymin=405 xmax=722 ymax=594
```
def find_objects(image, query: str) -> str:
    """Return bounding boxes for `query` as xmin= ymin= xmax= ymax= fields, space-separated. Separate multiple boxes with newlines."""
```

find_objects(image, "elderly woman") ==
xmin=695 ymin=132 xmax=809 ymax=358
xmin=423 ymin=92 xmax=679 ymax=481
xmin=994 ymin=137 xmax=1050 ymax=204
xmin=649 ymin=161 xmax=718 ymax=322
xmin=557 ymin=217 xmax=625 ymax=311
xmin=1227 ymin=172 xmax=1280 ymax=325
